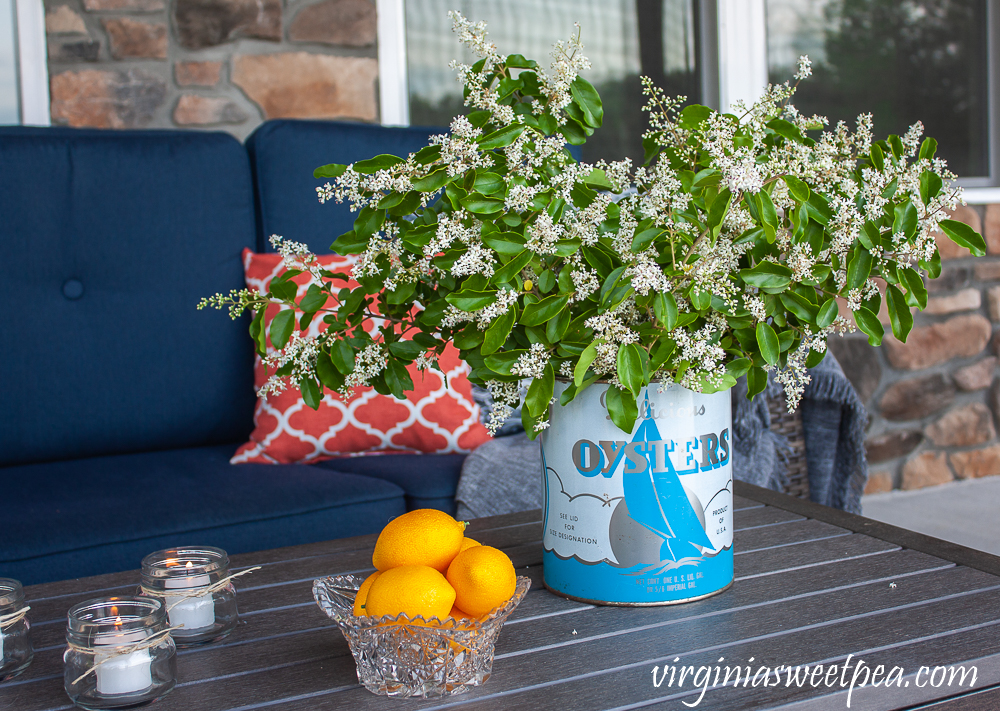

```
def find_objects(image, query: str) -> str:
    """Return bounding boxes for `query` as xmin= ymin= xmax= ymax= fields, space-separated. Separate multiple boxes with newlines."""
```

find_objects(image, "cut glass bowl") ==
xmin=313 ymin=573 xmax=530 ymax=698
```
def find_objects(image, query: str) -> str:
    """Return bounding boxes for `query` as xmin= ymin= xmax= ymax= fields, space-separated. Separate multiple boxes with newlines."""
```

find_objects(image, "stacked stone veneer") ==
xmin=43 ymin=0 xmax=379 ymax=138
xmin=829 ymin=204 xmax=1000 ymax=494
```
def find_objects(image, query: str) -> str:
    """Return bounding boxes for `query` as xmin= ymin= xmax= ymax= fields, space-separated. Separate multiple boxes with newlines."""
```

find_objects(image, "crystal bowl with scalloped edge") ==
xmin=313 ymin=574 xmax=530 ymax=698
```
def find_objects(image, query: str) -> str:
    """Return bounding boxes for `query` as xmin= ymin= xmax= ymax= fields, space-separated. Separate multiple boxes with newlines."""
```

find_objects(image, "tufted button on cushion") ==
xmin=62 ymin=278 xmax=84 ymax=300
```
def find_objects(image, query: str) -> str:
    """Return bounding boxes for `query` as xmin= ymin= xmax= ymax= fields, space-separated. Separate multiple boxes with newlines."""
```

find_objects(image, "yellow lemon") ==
xmin=372 ymin=509 xmax=467 ymax=573
xmin=364 ymin=565 xmax=456 ymax=622
xmin=352 ymin=571 xmax=380 ymax=616
xmin=446 ymin=545 xmax=517 ymax=618
xmin=458 ymin=537 xmax=481 ymax=553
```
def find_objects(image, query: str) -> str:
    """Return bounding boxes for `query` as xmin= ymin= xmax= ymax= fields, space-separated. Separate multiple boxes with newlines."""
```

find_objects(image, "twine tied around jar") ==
xmin=140 ymin=566 xmax=261 ymax=612
xmin=67 ymin=624 xmax=182 ymax=686
xmin=0 ymin=605 xmax=29 ymax=630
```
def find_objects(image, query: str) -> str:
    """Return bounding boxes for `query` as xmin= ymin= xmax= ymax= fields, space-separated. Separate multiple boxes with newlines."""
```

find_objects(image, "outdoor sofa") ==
xmin=0 ymin=120 xmax=462 ymax=586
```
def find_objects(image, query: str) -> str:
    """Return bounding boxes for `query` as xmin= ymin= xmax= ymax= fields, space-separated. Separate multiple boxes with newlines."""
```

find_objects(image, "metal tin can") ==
xmin=541 ymin=381 xmax=734 ymax=605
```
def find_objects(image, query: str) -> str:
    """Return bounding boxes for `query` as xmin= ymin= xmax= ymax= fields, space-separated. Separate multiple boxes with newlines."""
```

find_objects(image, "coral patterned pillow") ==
xmin=232 ymin=249 xmax=491 ymax=464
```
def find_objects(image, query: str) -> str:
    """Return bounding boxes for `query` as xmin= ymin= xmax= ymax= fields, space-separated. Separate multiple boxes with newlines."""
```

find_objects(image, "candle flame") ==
xmin=114 ymin=615 xmax=122 ymax=629
xmin=186 ymin=561 xmax=193 ymax=570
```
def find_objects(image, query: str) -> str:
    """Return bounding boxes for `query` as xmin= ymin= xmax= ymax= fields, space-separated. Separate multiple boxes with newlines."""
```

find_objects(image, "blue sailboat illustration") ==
xmin=620 ymin=392 xmax=714 ymax=562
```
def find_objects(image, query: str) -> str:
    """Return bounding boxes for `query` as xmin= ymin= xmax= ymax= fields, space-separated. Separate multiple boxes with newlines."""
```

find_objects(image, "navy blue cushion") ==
xmin=0 ymin=445 xmax=406 ymax=585
xmin=0 ymin=127 xmax=258 ymax=467
xmin=246 ymin=119 xmax=443 ymax=253
xmin=314 ymin=454 xmax=466 ymax=515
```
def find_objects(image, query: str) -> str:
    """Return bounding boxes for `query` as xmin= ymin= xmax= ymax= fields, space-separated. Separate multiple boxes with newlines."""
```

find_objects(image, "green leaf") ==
xmin=617 ymin=343 xmax=645 ymax=396
xmin=269 ymin=278 xmax=298 ymax=303
xmin=412 ymin=144 xmax=442 ymax=165
xmin=747 ymin=366 xmax=768 ymax=398
xmin=479 ymin=124 xmax=527 ymax=150
xmin=316 ymin=351 xmax=344 ymax=392
xmin=886 ymin=284 xmax=913 ymax=342
xmin=314 ymin=163 xmax=348 ymax=179
xmin=388 ymin=340 xmax=424 ymax=360
xmin=250 ymin=307 xmax=267 ymax=355
xmin=353 ymin=206 xmax=385 ymax=239
xmin=726 ymin=358 xmax=752 ymax=379
xmin=300 ymin=377 xmax=322 ymax=409
xmin=919 ymin=137 xmax=938 ymax=161
xmin=707 ymin=188 xmax=733 ymax=236
xmin=690 ymin=287 xmax=711 ymax=311
xmin=452 ymin=325 xmax=484 ymax=350
xmin=919 ymin=171 xmax=943 ymax=205
xmin=897 ymin=266 xmax=928 ymax=309
xmin=805 ymin=193 xmax=833 ymax=225
xmin=299 ymin=284 xmax=328 ymax=313
xmin=869 ymin=144 xmax=885 ymax=172
xmin=780 ymin=292 xmax=818 ymax=322
xmin=816 ymin=299 xmax=839 ymax=329
xmin=473 ymin=172 xmax=505 ymax=196
xmin=460 ymin=194 xmax=504 ymax=214
xmin=783 ymin=175 xmax=810 ymax=202
xmin=855 ymin=307 xmax=884 ymax=346
xmin=484 ymin=349 xmax=526 ymax=376
xmin=506 ymin=53 xmax=538 ymax=68
xmin=411 ymin=168 xmax=451 ymax=192
xmin=758 ymin=190 xmax=778 ymax=228
xmin=569 ymin=76 xmax=603 ymax=129
xmin=846 ymin=246 xmax=873 ymax=290
xmin=892 ymin=202 xmax=918 ymax=239
xmin=692 ymin=168 xmax=721 ymax=187
xmin=939 ymin=219 xmax=987 ymax=257
xmin=491 ymin=250 xmax=533 ymax=285
xmin=755 ymin=322 xmax=779 ymax=366
xmin=740 ymin=262 xmax=792 ymax=291
xmin=605 ymin=385 xmax=638 ymax=434
xmin=575 ymin=340 xmax=599 ymax=386
xmin=445 ymin=290 xmax=496 ymax=312
xmin=482 ymin=232 xmax=526 ymax=257
xmin=888 ymin=134 xmax=904 ymax=160
xmin=538 ymin=269 xmax=556 ymax=293
xmin=330 ymin=339 xmax=355 ymax=374
xmin=767 ymin=118 xmax=806 ymax=144
xmin=678 ymin=104 xmax=713 ymax=129
xmin=384 ymin=359 xmax=414 ymax=399
xmin=546 ymin=306 xmax=570 ymax=342
xmin=330 ymin=230 xmax=369 ymax=255
xmin=483 ymin=307 xmax=516 ymax=355
xmin=521 ymin=294 xmax=570 ymax=326
xmin=654 ymin=292 xmax=678 ymax=330
xmin=270 ymin=309 xmax=295 ymax=349
xmin=353 ymin=154 xmax=404 ymax=174
xmin=525 ymin=362 xmax=555 ymax=417
xmin=631 ymin=227 xmax=665 ymax=253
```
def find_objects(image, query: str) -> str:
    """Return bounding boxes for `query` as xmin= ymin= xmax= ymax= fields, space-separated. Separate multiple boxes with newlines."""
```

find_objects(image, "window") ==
xmin=0 ymin=0 xmax=18 ymax=124
xmin=766 ymin=0 xmax=992 ymax=180
xmin=403 ymin=0 xmax=705 ymax=164
xmin=384 ymin=0 xmax=999 ymax=192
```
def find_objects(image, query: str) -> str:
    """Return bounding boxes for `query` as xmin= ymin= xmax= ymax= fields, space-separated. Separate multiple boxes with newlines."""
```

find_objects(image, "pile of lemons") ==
xmin=353 ymin=509 xmax=517 ymax=623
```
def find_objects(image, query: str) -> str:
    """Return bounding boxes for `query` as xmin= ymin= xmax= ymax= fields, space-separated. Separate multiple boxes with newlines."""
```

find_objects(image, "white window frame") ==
xmin=13 ymin=0 xmax=48 ymax=125
xmin=378 ymin=0 xmax=999 ymax=196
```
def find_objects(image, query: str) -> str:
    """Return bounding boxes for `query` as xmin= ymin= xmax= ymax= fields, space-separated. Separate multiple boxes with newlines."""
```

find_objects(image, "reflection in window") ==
xmin=766 ymin=0 xmax=989 ymax=177
xmin=0 ymin=0 xmax=19 ymax=124
xmin=405 ymin=0 xmax=701 ymax=164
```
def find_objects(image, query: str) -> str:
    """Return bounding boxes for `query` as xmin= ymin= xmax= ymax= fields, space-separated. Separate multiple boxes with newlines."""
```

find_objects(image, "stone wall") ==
xmin=43 ymin=0 xmax=379 ymax=139
xmin=830 ymin=204 xmax=1000 ymax=494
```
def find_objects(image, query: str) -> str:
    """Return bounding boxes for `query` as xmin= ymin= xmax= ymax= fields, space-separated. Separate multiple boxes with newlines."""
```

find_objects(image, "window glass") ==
xmin=766 ymin=0 xmax=989 ymax=177
xmin=405 ymin=0 xmax=701 ymax=163
xmin=0 ymin=0 xmax=19 ymax=124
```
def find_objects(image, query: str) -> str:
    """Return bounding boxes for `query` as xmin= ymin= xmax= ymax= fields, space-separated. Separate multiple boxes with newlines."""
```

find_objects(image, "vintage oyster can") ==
xmin=540 ymin=380 xmax=734 ymax=605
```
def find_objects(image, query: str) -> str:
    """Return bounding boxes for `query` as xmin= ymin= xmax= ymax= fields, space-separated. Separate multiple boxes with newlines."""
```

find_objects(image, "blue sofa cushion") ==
xmin=1 ymin=444 xmax=406 ymax=585
xmin=245 ymin=119 xmax=442 ymax=253
xmin=314 ymin=453 xmax=466 ymax=515
xmin=0 ymin=127 xmax=258 ymax=467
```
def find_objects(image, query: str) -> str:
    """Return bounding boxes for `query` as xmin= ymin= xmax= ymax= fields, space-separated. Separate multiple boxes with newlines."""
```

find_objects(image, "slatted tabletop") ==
xmin=4 ymin=481 xmax=1000 ymax=711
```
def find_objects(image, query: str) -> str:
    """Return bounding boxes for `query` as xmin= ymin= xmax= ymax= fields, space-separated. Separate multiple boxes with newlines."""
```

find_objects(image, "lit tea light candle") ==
xmin=164 ymin=561 xmax=214 ymax=632
xmin=93 ymin=611 xmax=153 ymax=696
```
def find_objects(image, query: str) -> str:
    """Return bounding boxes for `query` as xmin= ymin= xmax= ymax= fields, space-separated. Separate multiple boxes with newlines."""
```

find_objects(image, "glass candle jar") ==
xmin=64 ymin=596 xmax=176 ymax=710
xmin=139 ymin=547 xmax=238 ymax=647
xmin=0 ymin=578 xmax=33 ymax=682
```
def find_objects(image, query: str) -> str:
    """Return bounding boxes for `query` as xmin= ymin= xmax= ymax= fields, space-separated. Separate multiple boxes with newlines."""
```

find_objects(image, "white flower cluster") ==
xmin=259 ymin=331 xmax=320 ymax=399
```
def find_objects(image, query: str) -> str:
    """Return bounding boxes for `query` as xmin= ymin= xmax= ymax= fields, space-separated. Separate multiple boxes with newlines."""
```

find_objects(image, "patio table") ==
xmin=3 ymin=481 xmax=1000 ymax=711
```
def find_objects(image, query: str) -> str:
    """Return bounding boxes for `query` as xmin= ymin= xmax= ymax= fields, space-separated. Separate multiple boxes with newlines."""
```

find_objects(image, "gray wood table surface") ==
xmin=4 ymin=481 xmax=1000 ymax=711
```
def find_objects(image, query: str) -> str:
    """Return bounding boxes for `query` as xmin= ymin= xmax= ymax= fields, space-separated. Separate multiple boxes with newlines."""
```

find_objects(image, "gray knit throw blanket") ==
xmin=457 ymin=351 xmax=869 ymax=520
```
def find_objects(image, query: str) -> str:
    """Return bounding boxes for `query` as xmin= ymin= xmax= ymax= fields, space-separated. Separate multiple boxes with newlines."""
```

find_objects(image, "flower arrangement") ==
xmin=201 ymin=12 xmax=986 ymax=437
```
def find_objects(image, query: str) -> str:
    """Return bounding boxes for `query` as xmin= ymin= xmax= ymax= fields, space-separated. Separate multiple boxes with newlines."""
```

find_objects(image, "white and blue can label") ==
xmin=541 ymin=381 xmax=734 ymax=605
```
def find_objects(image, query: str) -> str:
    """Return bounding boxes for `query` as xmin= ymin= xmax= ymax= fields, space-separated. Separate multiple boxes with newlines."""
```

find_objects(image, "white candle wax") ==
xmin=94 ymin=622 xmax=153 ymax=695
xmin=164 ymin=563 xmax=214 ymax=632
